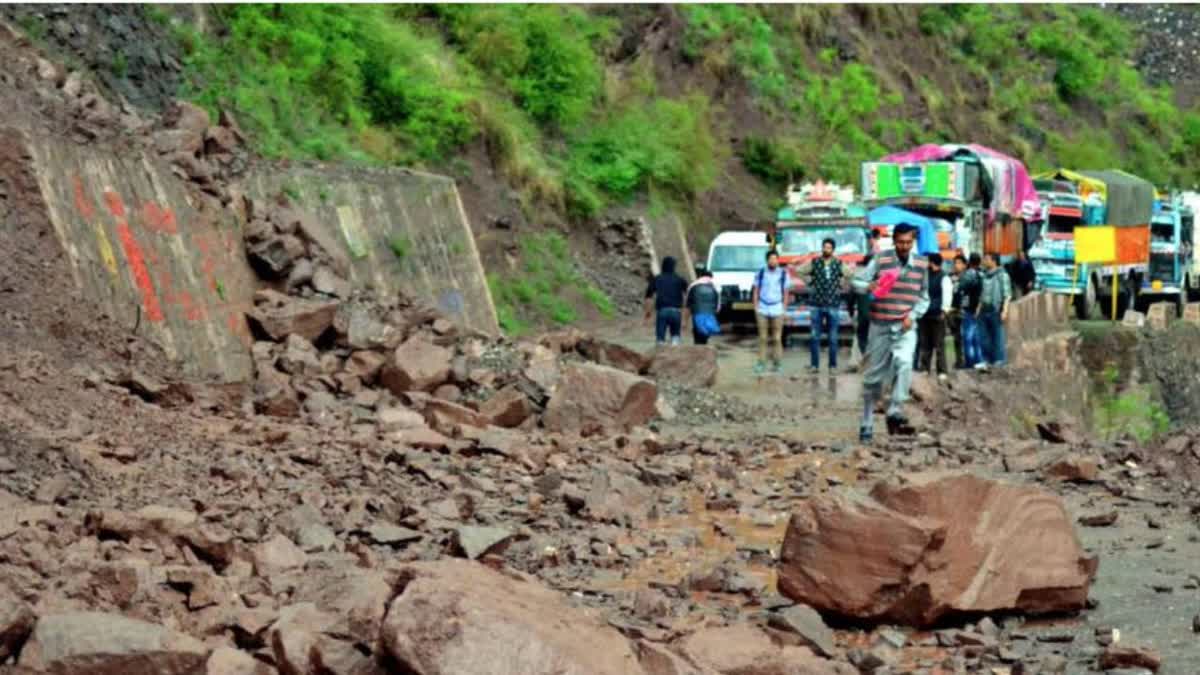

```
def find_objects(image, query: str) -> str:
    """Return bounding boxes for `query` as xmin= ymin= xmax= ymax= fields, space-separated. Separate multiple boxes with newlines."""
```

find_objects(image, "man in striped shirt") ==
xmin=852 ymin=223 xmax=930 ymax=442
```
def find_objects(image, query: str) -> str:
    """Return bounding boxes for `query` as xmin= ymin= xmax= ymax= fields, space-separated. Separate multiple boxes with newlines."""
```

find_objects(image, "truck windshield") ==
xmin=709 ymin=245 xmax=770 ymax=272
xmin=778 ymin=227 xmax=868 ymax=256
xmin=1151 ymin=221 xmax=1175 ymax=243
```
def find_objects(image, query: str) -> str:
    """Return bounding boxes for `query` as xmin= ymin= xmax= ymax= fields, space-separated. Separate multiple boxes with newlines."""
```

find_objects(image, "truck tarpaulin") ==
xmin=1078 ymin=169 xmax=1155 ymax=266
xmin=882 ymin=144 xmax=1042 ymax=225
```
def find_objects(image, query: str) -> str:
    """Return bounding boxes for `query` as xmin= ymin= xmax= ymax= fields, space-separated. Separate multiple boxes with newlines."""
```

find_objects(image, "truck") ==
xmin=1026 ymin=169 xmax=1155 ymax=320
xmin=705 ymin=230 xmax=771 ymax=326
xmin=1140 ymin=194 xmax=1194 ymax=316
xmin=770 ymin=181 xmax=869 ymax=344
xmin=860 ymin=143 xmax=1042 ymax=264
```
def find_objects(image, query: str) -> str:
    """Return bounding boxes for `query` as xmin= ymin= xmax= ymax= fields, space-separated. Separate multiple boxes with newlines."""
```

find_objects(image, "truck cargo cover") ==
xmin=1077 ymin=170 xmax=1154 ymax=227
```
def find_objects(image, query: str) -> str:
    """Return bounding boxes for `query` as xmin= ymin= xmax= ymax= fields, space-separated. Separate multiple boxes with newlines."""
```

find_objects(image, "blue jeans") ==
xmin=656 ymin=308 xmax=682 ymax=344
xmin=978 ymin=309 xmax=1006 ymax=365
xmin=810 ymin=307 xmax=839 ymax=368
xmin=961 ymin=313 xmax=983 ymax=367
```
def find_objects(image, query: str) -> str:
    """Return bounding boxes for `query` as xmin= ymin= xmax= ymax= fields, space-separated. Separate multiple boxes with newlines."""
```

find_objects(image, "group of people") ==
xmin=643 ymin=224 xmax=1036 ymax=442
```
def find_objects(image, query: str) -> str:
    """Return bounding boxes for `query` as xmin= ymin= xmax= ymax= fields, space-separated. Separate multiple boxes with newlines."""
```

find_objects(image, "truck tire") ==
xmin=1074 ymin=282 xmax=1096 ymax=321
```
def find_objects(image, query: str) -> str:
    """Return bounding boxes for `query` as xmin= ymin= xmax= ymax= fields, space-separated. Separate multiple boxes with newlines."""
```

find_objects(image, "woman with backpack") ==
xmin=685 ymin=269 xmax=721 ymax=345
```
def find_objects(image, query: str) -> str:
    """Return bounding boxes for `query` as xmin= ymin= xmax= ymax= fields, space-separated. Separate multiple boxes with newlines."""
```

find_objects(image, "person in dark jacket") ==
xmin=685 ymin=268 xmax=721 ymax=345
xmin=644 ymin=256 xmax=688 ymax=345
xmin=947 ymin=254 xmax=968 ymax=369
xmin=1007 ymin=249 xmax=1037 ymax=299
xmin=852 ymin=253 xmax=874 ymax=363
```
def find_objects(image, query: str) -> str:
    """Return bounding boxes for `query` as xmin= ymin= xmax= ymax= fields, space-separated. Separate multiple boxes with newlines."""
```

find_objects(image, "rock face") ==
xmin=777 ymin=473 xmax=1097 ymax=627
xmin=382 ymin=559 xmax=646 ymax=675
xmin=543 ymin=362 xmax=658 ymax=432
xmin=647 ymin=345 xmax=718 ymax=388
xmin=379 ymin=336 xmax=453 ymax=394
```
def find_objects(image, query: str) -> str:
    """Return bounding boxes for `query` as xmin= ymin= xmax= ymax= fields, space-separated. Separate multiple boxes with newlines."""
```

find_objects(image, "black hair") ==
xmin=984 ymin=252 xmax=1000 ymax=264
xmin=765 ymin=250 xmax=778 ymax=261
xmin=698 ymin=267 xmax=712 ymax=278
xmin=928 ymin=252 xmax=943 ymax=265
xmin=661 ymin=256 xmax=677 ymax=274
xmin=968 ymin=252 xmax=982 ymax=267
xmin=954 ymin=253 xmax=967 ymax=263
xmin=822 ymin=237 xmax=836 ymax=249
xmin=893 ymin=223 xmax=918 ymax=238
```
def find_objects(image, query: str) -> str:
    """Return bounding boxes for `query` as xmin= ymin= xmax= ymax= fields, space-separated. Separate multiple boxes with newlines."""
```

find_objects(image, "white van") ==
xmin=705 ymin=231 xmax=771 ymax=324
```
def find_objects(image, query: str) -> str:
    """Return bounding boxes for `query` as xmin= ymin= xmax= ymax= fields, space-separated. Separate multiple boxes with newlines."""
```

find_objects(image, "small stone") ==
xmin=453 ymin=526 xmax=515 ymax=560
xmin=1099 ymin=645 xmax=1161 ymax=672
xmin=1079 ymin=511 xmax=1119 ymax=527
xmin=364 ymin=524 xmax=422 ymax=546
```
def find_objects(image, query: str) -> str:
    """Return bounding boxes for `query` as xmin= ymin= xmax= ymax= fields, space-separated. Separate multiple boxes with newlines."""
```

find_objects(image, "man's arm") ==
xmin=851 ymin=258 xmax=878 ymax=293
xmin=1001 ymin=271 xmax=1013 ymax=319
xmin=941 ymin=276 xmax=953 ymax=313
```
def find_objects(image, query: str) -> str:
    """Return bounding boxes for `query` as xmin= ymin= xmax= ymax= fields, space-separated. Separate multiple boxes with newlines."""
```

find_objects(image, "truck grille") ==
xmin=1149 ymin=254 xmax=1175 ymax=282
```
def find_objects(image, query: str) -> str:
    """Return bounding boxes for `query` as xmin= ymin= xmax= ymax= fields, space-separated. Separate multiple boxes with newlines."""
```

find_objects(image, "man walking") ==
xmin=685 ymin=268 xmax=721 ymax=345
xmin=917 ymin=253 xmax=953 ymax=378
xmin=752 ymin=250 xmax=791 ymax=374
xmin=853 ymin=223 xmax=929 ymax=441
xmin=1007 ymin=249 xmax=1037 ymax=299
xmin=796 ymin=238 xmax=845 ymax=372
xmin=977 ymin=252 xmax=1012 ymax=369
xmin=947 ymin=254 xmax=967 ymax=369
xmin=644 ymin=256 xmax=688 ymax=346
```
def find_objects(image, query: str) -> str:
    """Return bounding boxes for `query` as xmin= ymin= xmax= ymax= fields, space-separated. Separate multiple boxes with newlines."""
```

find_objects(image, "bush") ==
xmin=487 ymin=232 xmax=614 ymax=333
xmin=742 ymin=136 xmax=806 ymax=185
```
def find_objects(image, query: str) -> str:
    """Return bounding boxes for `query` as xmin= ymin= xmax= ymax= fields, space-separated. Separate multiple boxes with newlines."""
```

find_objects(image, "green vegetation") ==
xmin=111 ymin=50 xmax=128 ymax=78
xmin=488 ymin=232 xmax=614 ymax=335
xmin=388 ymin=235 xmax=410 ymax=260
xmin=1092 ymin=365 xmax=1170 ymax=443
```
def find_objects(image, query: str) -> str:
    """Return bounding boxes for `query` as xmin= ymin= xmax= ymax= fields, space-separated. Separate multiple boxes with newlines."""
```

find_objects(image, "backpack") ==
xmin=755 ymin=266 xmax=787 ymax=303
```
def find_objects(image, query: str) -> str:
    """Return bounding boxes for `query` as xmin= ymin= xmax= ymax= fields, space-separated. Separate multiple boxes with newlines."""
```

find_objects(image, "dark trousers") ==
xmin=810 ymin=307 xmax=839 ymax=368
xmin=918 ymin=313 xmax=948 ymax=374
xmin=856 ymin=316 xmax=871 ymax=357
xmin=946 ymin=310 xmax=965 ymax=368
xmin=978 ymin=308 xmax=1007 ymax=365
xmin=656 ymin=308 xmax=681 ymax=344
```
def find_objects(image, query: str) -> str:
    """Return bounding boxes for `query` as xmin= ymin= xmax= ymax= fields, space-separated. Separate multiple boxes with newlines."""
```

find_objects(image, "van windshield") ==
xmin=709 ymin=245 xmax=770 ymax=272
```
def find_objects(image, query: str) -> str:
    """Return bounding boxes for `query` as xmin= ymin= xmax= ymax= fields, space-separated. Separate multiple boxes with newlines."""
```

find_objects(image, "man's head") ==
xmin=928 ymin=252 xmax=943 ymax=273
xmin=982 ymin=252 xmax=999 ymax=270
xmin=765 ymin=250 xmax=779 ymax=270
xmin=954 ymin=254 xmax=967 ymax=274
xmin=698 ymin=267 xmax=712 ymax=280
xmin=821 ymin=238 xmax=836 ymax=258
xmin=892 ymin=223 xmax=918 ymax=259
xmin=1017 ymin=249 xmax=1028 ymax=261
xmin=968 ymin=252 xmax=982 ymax=269
xmin=661 ymin=256 xmax=677 ymax=275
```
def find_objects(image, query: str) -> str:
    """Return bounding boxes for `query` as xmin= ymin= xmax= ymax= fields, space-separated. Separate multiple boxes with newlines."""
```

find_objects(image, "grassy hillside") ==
xmin=170 ymin=4 xmax=1200 ymax=332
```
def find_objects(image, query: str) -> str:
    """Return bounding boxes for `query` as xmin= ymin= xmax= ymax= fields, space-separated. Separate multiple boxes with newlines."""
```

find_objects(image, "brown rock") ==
xmin=252 ymin=534 xmax=308 ymax=578
xmin=1099 ymin=645 xmax=1161 ymax=672
xmin=254 ymin=372 xmax=301 ymax=418
xmin=1044 ymin=455 xmax=1100 ymax=483
xmin=379 ymin=336 xmax=453 ymax=394
xmin=777 ymin=473 xmax=1096 ymax=627
xmin=248 ymin=233 xmax=307 ymax=279
xmin=0 ymin=586 xmax=35 ymax=662
xmin=1079 ymin=511 xmax=1119 ymax=527
xmin=395 ymin=428 xmax=453 ymax=452
xmin=165 ymin=99 xmax=212 ymax=136
xmin=523 ymin=345 xmax=561 ymax=393
xmin=1037 ymin=420 xmax=1084 ymax=445
xmin=424 ymin=398 xmax=487 ymax=432
xmin=647 ymin=345 xmax=718 ymax=388
xmin=543 ymin=362 xmax=658 ymax=432
xmin=204 ymin=125 xmax=240 ymax=156
xmin=248 ymin=290 xmax=339 ymax=343
xmin=277 ymin=334 xmax=321 ymax=376
xmin=578 ymin=338 xmax=651 ymax=374
xmin=382 ymin=559 xmax=645 ymax=674
xmin=21 ymin=612 xmax=206 ymax=671
xmin=206 ymin=647 xmax=272 ymax=675
xmin=154 ymin=128 xmax=203 ymax=157
xmin=678 ymin=623 xmax=851 ymax=675
xmin=377 ymin=407 xmax=427 ymax=432
xmin=292 ymin=567 xmax=391 ymax=644
xmin=479 ymin=385 xmax=534 ymax=428
xmin=433 ymin=383 xmax=462 ymax=403
xmin=344 ymin=350 xmax=387 ymax=383
xmin=635 ymin=640 xmax=710 ymax=675
xmin=538 ymin=328 xmax=589 ymax=353
xmin=269 ymin=603 xmax=338 ymax=675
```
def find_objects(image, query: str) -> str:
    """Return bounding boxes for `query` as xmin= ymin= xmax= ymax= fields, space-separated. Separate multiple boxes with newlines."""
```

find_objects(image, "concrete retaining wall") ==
xmin=241 ymin=164 xmax=498 ymax=336
xmin=24 ymin=129 xmax=258 ymax=381
xmin=19 ymin=131 xmax=496 ymax=382
xmin=1007 ymin=291 xmax=1070 ymax=354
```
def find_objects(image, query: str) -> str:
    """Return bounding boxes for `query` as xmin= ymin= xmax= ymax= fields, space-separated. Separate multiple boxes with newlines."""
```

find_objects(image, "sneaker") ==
xmin=859 ymin=426 xmax=874 ymax=443
xmin=753 ymin=361 xmax=766 ymax=375
xmin=973 ymin=363 xmax=989 ymax=372
xmin=770 ymin=361 xmax=783 ymax=374
xmin=937 ymin=373 xmax=948 ymax=383
xmin=808 ymin=365 xmax=821 ymax=374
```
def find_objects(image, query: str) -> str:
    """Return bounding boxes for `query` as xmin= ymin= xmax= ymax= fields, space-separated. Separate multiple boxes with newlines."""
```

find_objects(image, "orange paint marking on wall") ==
xmin=141 ymin=202 xmax=179 ymax=235
xmin=116 ymin=222 xmax=165 ymax=323
xmin=103 ymin=191 xmax=126 ymax=218
xmin=73 ymin=176 xmax=95 ymax=219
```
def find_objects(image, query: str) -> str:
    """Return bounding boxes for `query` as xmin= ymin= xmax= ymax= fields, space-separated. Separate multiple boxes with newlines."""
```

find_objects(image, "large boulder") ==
xmin=543 ymin=362 xmax=658 ymax=432
xmin=20 ymin=612 xmax=207 ymax=672
xmin=647 ymin=345 xmax=718 ymax=388
xmin=777 ymin=473 xmax=1096 ymax=627
xmin=248 ymin=290 xmax=339 ymax=343
xmin=382 ymin=559 xmax=645 ymax=675
xmin=379 ymin=336 xmax=453 ymax=394
xmin=578 ymin=338 xmax=651 ymax=375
